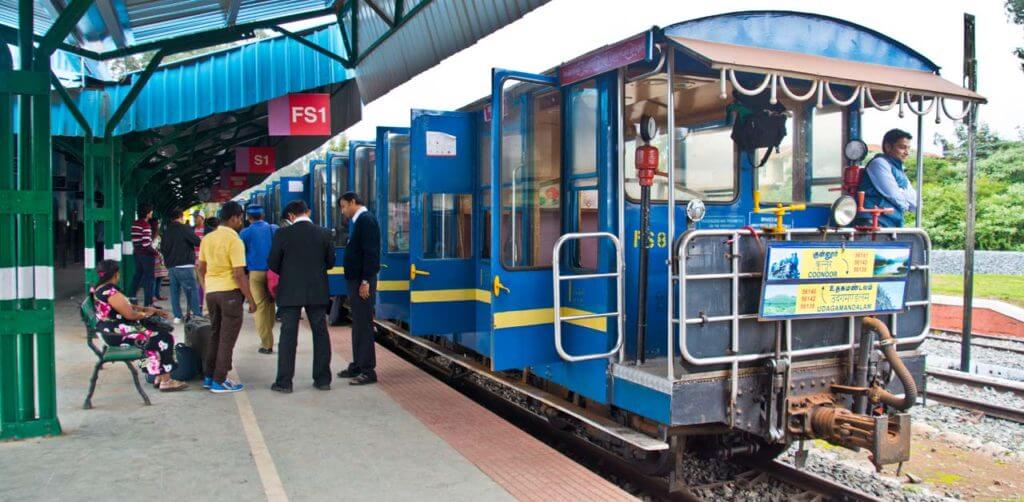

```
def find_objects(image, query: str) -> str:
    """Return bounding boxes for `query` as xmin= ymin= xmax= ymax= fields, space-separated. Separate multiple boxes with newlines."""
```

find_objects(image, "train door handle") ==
xmin=410 ymin=264 xmax=430 ymax=280
xmin=493 ymin=275 xmax=511 ymax=297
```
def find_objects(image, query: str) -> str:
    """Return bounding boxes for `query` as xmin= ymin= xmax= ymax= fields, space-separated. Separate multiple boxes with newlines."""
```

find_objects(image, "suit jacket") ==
xmin=342 ymin=210 xmax=381 ymax=283
xmin=268 ymin=220 xmax=335 ymax=307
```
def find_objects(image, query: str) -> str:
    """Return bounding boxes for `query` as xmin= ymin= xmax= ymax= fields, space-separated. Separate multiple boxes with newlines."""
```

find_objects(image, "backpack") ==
xmin=171 ymin=343 xmax=201 ymax=381
xmin=728 ymin=90 xmax=788 ymax=168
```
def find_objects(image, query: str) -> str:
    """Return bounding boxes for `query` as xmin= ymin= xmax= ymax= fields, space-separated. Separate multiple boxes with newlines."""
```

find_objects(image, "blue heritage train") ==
xmin=258 ymin=11 xmax=985 ymax=484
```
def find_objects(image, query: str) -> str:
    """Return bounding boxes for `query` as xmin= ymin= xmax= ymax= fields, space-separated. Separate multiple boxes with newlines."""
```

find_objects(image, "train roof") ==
xmin=460 ymin=10 xmax=983 ymax=112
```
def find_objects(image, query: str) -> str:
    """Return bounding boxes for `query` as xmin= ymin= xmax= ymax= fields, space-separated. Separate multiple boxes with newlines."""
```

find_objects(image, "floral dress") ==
xmin=92 ymin=283 xmax=177 ymax=376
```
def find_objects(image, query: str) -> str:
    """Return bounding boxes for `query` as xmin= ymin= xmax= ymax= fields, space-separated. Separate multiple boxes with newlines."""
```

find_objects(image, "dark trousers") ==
xmin=345 ymin=279 xmax=377 ymax=378
xmin=129 ymin=253 xmax=155 ymax=306
xmin=275 ymin=305 xmax=332 ymax=387
xmin=205 ymin=290 xmax=244 ymax=382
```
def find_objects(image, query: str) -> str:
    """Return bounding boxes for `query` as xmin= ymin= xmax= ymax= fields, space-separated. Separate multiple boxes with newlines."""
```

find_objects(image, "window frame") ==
xmin=497 ymin=82 xmax=563 ymax=272
xmin=622 ymin=73 xmax=740 ymax=206
xmin=420 ymin=192 xmax=474 ymax=261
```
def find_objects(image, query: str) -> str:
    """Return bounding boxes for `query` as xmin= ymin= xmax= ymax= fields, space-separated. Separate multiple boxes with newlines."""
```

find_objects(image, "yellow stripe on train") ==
xmin=492 ymin=307 xmax=606 ymax=332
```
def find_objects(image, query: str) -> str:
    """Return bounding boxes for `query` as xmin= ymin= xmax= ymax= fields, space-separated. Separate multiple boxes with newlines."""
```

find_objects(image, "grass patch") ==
xmin=926 ymin=472 xmax=963 ymax=485
xmin=932 ymin=274 xmax=1024 ymax=307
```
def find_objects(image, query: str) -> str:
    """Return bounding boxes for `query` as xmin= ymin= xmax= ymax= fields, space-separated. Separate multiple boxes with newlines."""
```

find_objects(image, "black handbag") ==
xmin=141 ymin=314 xmax=175 ymax=333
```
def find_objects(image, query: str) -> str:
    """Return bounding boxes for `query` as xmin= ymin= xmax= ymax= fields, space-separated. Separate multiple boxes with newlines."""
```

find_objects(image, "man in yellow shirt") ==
xmin=198 ymin=201 xmax=256 ymax=394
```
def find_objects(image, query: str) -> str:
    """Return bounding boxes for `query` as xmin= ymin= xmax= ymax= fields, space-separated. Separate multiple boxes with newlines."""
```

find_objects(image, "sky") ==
xmin=339 ymin=0 xmax=1024 ymax=153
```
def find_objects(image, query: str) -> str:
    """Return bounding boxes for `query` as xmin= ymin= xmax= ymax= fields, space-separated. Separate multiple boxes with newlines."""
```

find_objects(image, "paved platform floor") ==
xmin=1 ymin=285 xmax=631 ymax=501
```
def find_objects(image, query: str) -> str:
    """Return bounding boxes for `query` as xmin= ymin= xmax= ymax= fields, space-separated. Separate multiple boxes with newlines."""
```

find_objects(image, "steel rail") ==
xmin=745 ymin=459 xmax=884 ymax=502
xmin=928 ymin=331 xmax=1024 ymax=356
xmin=925 ymin=390 xmax=1024 ymax=424
xmin=927 ymin=367 xmax=1024 ymax=395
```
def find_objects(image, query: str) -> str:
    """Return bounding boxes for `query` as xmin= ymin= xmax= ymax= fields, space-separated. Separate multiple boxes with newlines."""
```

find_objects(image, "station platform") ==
xmin=0 ymin=285 xmax=632 ymax=501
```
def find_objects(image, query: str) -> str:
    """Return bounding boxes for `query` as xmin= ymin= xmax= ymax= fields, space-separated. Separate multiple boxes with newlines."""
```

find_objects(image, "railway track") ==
xmin=745 ymin=459 xmax=883 ymax=502
xmin=374 ymin=320 xmax=882 ymax=501
xmin=928 ymin=330 xmax=1024 ymax=355
xmin=926 ymin=367 xmax=1024 ymax=424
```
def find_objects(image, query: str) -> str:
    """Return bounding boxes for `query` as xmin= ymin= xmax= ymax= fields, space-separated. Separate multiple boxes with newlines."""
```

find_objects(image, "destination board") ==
xmin=759 ymin=242 xmax=912 ymax=320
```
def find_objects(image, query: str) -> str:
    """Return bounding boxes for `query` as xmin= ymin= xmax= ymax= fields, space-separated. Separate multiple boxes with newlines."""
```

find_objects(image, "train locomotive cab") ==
xmin=368 ymin=11 xmax=984 ymax=477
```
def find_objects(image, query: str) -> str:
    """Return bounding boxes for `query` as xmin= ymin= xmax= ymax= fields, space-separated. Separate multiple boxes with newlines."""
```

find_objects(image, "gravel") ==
xmin=922 ymin=337 xmax=1024 ymax=371
xmin=684 ymin=457 xmax=798 ymax=501
xmin=779 ymin=447 xmax=955 ymax=501
xmin=931 ymin=250 xmax=1024 ymax=276
xmin=916 ymin=383 xmax=1024 ymax=456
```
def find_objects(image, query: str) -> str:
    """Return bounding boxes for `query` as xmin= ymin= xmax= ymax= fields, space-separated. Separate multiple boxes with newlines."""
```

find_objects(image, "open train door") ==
xmin=487 ymin=69 xmax=566 ymax=371
xmin=407 ymin=110 xmax=478 ymax=335
xmin=375 ymin=126 xmax=411 ymax=322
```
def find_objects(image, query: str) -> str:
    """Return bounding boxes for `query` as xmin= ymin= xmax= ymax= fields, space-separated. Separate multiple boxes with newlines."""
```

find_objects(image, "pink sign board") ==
xmin=268 ymin=93 xmax=331 ymax=136
xmin=235 ymin=147 xmax=275 ymax=173
xmin=558 ymin=34 xmax=648 ymax=86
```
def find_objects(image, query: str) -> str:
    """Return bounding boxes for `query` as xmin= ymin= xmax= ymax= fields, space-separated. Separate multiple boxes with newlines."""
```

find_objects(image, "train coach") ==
xmin=308 ymin=11 xmax=984 ymax=485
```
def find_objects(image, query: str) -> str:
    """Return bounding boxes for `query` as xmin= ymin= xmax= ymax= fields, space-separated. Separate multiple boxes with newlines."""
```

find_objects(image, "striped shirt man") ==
xmin=131 ymin=218 xmax=156 ymax=256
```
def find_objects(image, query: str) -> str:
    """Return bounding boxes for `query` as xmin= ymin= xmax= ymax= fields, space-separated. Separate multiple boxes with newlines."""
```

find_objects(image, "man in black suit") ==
xmin=268 ymin=200 xmax=336 ymax=392
xmin=337 ymin=192 xmax=380 ymax=385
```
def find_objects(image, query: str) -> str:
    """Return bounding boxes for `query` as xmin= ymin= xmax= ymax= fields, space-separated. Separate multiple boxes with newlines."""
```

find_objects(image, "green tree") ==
xmin=1008 ymin=0 xmax=1024 ymax=73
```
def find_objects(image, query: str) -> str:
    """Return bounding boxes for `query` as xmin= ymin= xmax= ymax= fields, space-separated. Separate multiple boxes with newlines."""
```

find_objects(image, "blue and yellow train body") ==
xmin=279 ymin=11 xmax=984 ymax=465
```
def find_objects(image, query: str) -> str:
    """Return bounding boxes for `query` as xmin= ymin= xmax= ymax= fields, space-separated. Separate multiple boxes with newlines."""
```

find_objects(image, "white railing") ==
xmin=552 ymin=232 xmax=625 ymax=363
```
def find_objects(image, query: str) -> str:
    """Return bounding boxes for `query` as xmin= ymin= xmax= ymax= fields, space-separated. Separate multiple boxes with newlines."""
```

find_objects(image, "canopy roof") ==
xmin=668 ymin=36 xmax=985 ymax=103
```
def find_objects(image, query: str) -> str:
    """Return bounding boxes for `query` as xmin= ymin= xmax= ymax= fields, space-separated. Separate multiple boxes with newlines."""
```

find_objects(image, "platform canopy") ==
xmin=1 ymin=0 xmax=549 ymax=209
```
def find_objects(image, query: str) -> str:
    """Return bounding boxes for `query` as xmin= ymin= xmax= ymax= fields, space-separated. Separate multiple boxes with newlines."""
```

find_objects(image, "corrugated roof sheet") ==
xmin=16 ymin=25 xmax=353 ymax=137
xmin=354 ymin=0 xmax=550 ymax=103
xmin=0 ymin=0 xmax=329 ymax=48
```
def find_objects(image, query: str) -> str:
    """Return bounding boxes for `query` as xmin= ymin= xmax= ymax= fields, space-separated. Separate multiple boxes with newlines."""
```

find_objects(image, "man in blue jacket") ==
xmin=240 ymin=204 xmax=278 ymax=354
xmin=854 ymin=129 xmax=918 ymax=228
xmin=337 ymin=192 xmax=380 ymax=385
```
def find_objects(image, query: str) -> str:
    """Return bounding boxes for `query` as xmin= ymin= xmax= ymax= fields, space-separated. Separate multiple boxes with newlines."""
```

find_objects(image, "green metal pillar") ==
xmin=0 ymin=0 xmax=62 ymax=440
xmin=83 ymin=139 xmax=119 ymax=287
xmin=0 ymin=25 xmax=19 ymax=437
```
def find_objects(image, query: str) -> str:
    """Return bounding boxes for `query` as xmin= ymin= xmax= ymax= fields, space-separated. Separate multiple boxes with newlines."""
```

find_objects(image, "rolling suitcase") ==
xmin=184 ymin=315 xmax=212 ymax=374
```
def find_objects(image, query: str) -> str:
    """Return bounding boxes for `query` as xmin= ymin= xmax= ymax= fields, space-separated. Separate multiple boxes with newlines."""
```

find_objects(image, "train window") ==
xmin=623 ymin=77 xmax=737 ymax=202
xmin=353 ymin=146 xmax=376 ymax=211
xmin=576 ymin=189 xmax=599 ymax=270
xmin=809 ymin=109 xmax=845 ymax=203
xmin=330 ymin=155 xmax=349 ymax=247
xmin=480 ymin=188 xmax=491 ymax=260
xmin=478 ymin=112 xmax=491 ymax=260
xmin=570 ymin=81 xmax=598 ymax=175
xmin=757 ymin=104 xmax=844 ymax=205
xmin=422 ymin=194 xmax=472 ymax=259
xmin=387 ymin=134 xmax=411 ymax=252
xmin=500 ymin=85 xmax=562 ymax=269
xmin=756 ymin=113 xmax=799 ymax=203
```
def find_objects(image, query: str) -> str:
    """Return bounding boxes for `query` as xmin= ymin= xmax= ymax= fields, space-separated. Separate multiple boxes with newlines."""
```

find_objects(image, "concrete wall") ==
xmin=931 ymin=250 xmax=1024 ymax=275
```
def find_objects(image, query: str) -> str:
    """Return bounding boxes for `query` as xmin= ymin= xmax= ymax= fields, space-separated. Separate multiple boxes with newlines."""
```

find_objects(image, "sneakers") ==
xmin=173 ymin=317 xmax=182 ymax=325
xmin=202 ymin=377 xmax=213 ymax=389
xmin=209 ymin=379 xmax=244 ymax=393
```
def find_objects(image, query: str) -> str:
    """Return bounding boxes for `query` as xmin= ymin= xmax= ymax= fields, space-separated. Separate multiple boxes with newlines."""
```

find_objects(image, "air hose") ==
xmin=862 ymin=317 xmax=918 ymax=411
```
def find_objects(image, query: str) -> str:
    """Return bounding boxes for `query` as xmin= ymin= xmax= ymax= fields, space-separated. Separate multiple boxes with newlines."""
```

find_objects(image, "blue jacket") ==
xmin=855 ymin=154 xmax=917 ymax=227
xmin=240 ymin=220 xmax=277 ymax=271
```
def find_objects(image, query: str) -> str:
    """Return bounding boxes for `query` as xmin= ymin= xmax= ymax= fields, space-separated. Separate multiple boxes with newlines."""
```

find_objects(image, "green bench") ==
xmin=80 ymin=296 xmax=151 ymax=409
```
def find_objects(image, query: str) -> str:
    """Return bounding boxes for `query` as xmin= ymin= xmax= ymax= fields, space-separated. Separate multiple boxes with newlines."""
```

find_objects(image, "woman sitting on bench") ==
xmin=92 ymin=259 xmax=188 ymax=392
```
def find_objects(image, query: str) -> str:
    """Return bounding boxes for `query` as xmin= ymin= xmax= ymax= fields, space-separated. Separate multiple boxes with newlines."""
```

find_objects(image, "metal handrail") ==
xmin=671 ymin=227 xmax=932 ymax=380
xmin=552 ymin=232 xmax=625 ymax=363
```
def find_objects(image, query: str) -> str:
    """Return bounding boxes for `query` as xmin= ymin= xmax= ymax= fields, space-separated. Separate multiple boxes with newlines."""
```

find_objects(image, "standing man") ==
xmin=240 ymin=205 xmax=278 ymax=354
xmin=160 ymin=209 xmax=202 ymax=323
xmin=198 ymin=201 xmax=256 ymax=394
xmin=854 ymin=128 xmax=918 ymax=228
xmin=268 ymin=200 xmax=335 ymax=392
xmin=129 ymin=203 xmax=157 ymax=306
xmin=337 ymin=192 xmax=380 ymax=385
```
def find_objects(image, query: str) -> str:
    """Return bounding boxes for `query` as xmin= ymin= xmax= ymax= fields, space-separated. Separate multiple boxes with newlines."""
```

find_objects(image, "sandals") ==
xmin=159 ymin=379 xmax=189 ymax=392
